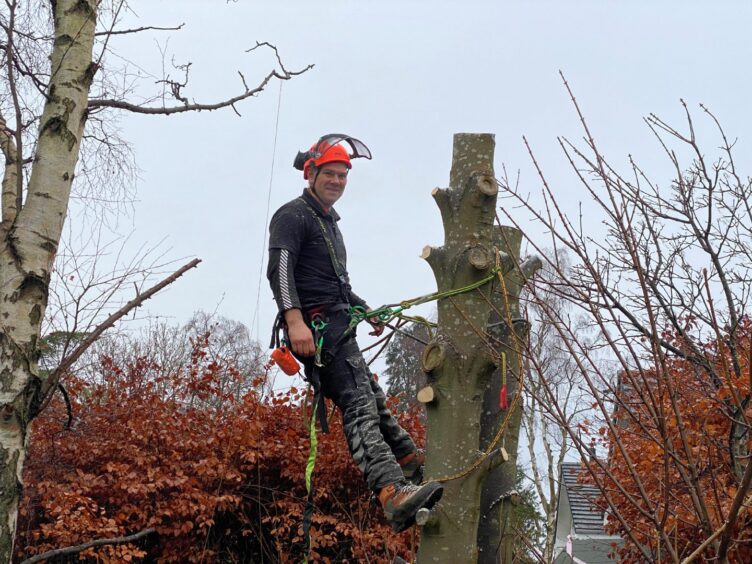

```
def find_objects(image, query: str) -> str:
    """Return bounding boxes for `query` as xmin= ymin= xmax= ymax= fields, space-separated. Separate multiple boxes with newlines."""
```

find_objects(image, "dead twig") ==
xmin=95 ymin=23 xmax=185 ymax=36
xmin=20 ymin=527 xmax=156 ymax=564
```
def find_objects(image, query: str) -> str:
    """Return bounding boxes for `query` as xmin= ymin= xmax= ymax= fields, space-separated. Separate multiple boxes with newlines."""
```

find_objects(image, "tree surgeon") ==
xmin=267 ymin=134 xmax=443 ymax=532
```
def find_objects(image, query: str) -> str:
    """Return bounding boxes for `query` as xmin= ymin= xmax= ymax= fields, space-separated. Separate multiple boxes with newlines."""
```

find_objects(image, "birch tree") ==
xmin=0 ymin=1 xmax=307 ymax=558
xmin=517 ymin=251 xmax=596 ymax=562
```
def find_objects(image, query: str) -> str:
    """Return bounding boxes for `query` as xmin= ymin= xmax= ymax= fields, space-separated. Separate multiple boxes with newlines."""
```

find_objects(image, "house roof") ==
xmin=560 ymin=462 xmax=608 ymax=536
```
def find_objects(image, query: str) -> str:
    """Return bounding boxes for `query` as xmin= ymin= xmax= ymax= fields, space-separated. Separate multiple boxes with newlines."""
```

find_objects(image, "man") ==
xmin=266 ymin=134 xmax=443 ymax=532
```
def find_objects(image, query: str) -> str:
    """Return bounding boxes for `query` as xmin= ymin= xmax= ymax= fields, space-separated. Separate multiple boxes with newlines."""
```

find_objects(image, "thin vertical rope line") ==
xmin=251 ymin=80 xmax=283 ymax=342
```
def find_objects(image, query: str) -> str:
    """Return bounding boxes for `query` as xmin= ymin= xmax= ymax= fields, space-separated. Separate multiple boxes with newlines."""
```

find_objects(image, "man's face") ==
xmin=309 ymin=162 xmax=349 ymax=208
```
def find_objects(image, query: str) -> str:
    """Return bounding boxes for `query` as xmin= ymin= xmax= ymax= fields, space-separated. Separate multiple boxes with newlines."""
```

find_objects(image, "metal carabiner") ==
xmin=310 ymin=313 xmax=328 ymax=367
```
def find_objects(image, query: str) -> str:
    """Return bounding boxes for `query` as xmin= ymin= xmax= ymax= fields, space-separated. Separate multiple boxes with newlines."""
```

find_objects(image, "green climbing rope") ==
xmin=348 ymin=265 xmax=502 ymax=331
xmin=302 ymin=398 xmax=319 ymax=563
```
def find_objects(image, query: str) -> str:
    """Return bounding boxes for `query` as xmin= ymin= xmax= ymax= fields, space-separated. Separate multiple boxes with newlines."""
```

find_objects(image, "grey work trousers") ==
xmin=303 ymin=309 xmax=415 ymax=491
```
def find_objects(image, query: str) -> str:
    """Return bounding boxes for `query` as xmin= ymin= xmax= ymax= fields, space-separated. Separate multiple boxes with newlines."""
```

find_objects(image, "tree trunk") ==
xmin=477 ymin=227 xmax=528 ymax=564
xmin=0 ymin=1 xmax=97 ymax=558
xmin=417 ymin=134 xmax=536 ymax=562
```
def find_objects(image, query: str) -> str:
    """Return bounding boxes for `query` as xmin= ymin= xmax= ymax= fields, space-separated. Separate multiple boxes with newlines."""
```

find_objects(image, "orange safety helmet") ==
xmin=303 ymin=143 xmax=351 ymax=179
xmin=293 ymin=133 xmax=372 ymax=179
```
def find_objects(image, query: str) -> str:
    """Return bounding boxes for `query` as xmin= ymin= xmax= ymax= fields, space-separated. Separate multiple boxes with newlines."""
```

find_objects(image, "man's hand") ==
xmin=367 ymin=309 xmax=385 ymax=337
xmin=284 ymin=309 xmax=315 ymax=357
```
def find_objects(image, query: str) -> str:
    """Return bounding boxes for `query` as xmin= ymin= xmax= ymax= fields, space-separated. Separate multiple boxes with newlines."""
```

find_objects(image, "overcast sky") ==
xmin=88 ymin=0 xmax=752 ymax=362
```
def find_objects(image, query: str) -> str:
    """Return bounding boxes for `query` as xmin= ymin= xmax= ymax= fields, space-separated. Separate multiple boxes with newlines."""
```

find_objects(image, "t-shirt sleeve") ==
xmin=268 ymin=206 xmax=306 ymax=252
xmin=267 ymin=206 xmax=306 ymax=312
xmin=267 ymin=248 xmax=301 ymax=312
xmin=348 ymin=290 xmax=368 ymax=311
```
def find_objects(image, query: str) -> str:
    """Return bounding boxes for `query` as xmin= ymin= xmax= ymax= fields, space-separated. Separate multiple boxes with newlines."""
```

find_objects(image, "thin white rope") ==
xmin=251 ymin=80 xmax=283 ymax=343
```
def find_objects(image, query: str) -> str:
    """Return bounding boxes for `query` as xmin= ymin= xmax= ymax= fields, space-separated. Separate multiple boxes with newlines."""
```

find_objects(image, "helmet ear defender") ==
xmin=293 ymin=149 xmax=317 ymax=172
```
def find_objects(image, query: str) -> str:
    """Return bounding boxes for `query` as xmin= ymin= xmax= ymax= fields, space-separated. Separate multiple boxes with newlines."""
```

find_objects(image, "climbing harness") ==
xmin=299 ymin=199 xmax=352 ymax=305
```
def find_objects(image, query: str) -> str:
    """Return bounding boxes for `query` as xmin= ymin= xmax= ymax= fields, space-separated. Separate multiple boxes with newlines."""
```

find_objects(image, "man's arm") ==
xmin=267 ymin=208 xmax=315 ymax=356
xmin=283 ymin=307 xmax=315 ymax=357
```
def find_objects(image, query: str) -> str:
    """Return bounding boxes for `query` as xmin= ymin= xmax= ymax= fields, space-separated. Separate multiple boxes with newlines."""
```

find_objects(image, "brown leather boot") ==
xmin=378 ymin=480 xmax=443 ymax=533
xmin=397 ymin=449 xmax=425 ymax=485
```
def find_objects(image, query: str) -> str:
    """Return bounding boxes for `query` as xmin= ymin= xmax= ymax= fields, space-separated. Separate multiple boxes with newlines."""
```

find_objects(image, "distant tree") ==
xmin=603 ymin=322 xmax=752 ymax=562
xmin=521 ymin=250 xmax=593 ymax=562
xmin=86 ymin=311 xmax=268 ymax=401
xmin=501 ymin=77 xmax=752 ymax=562
xmin=506 ymin=468 xmax=545 ymax=563
xmin=384 ymin=321 xmax=431 ymax=412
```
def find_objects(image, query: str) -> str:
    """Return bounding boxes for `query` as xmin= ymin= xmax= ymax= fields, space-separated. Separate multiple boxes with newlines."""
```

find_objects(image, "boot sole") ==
xmin=391 ymin=482 xmax=443 ymax=533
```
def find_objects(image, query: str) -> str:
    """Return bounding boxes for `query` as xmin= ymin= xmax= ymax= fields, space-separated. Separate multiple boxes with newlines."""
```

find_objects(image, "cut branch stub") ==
xmin=511 ymin=318 xmax=531 ymax=340
xmin=421 ymin=341 xmax=446 ymax=373
xmin=431 ymin=186 xmax=452 ymax=226
xmin=476 ymin=174 xmax=497 ymax=196
xmin=470 ymin=173 xmax=498 ymax=209
xmin=520 ymin=255 xmax=543 ymax=279
xmin=417 ymin=385 xmax=435 ymax=404
xmin=468 ymin=244 xmax=493 ymax=271
xmin=421 ymin=245 xmax=445 ymax=275
xmin=415 ymin=507 xmax=440 ymax=529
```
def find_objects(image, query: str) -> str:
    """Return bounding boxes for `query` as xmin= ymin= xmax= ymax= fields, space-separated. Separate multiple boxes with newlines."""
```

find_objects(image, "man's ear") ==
xmin=307 ymin=168 xmax=317 ymax=189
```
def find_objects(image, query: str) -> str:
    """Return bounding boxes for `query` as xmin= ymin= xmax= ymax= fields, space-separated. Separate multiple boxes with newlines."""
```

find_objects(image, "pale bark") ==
xmin=417 ymin=134 xmax=538 ymax=562
xmin=0 ymin=1 xmax=97 ymax=558
xmin=0 ymin=111 xmax=19 ymax=225
xmin=478 ymin=227 xmax=527 ymax=563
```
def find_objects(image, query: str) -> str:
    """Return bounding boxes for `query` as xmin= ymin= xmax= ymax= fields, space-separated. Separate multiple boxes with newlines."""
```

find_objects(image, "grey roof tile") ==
xmin=561 ymin=462 xmax=608 ymax=535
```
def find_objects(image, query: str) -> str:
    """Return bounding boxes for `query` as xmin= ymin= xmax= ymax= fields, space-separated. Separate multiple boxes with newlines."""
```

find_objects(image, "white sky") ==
xmin=91 ymin=0 xmax=752 ymax=361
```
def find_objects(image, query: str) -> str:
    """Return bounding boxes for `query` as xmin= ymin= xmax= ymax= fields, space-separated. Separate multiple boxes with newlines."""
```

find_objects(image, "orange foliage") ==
xmin=16 ymin=335 xmax=421 ymax=562
xmin=602 ymin=320 xmax=752 ymax=562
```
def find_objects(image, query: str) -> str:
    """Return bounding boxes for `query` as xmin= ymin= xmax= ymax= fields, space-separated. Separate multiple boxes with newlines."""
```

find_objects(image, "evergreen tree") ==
xmin=383 ymin=322 xmax=431 ymax=412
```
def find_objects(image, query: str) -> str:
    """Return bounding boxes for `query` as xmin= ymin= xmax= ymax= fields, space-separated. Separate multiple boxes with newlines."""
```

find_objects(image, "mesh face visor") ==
xmin=316 ymin=134 xmax=372 ymax=161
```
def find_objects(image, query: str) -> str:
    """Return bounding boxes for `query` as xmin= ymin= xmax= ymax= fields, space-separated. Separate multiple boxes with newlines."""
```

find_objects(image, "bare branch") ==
xmin=680 ymin=523 xmax=726 ymax=564
xmin=716 ymin=456 xmax=752 ymax=560
xmin=33 ymin=258 xmax=202 ymax=418
xmin=20 ymin=527 xmax=156 ymax=564
xmin=89 ymin=43 xmax=313 ymax=115
xmin=4 ymin=0 xmax=23 ymax=217
xmin=95 ymin=23 xmax=185 ymax=36
xmin=0 ymin=109 xmax=20 ymax=224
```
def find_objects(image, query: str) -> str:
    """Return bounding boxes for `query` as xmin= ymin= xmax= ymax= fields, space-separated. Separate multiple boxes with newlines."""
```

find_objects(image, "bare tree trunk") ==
xmin=477 ymin=227 xmax=527 ymax=564
xmin=417 ymin=134 xmax=538 ymax=562
xmin=0 ymin=1 xmax=97 ymax=558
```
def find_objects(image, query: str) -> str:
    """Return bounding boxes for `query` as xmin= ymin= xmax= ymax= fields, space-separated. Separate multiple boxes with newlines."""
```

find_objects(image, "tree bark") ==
xmin=0 ymin=1 xmax=97 ymax=558
xmin=417 ymin=134 xmax=537 ymax=562
xmin=478 ymin=228 xmax=528 ymax=563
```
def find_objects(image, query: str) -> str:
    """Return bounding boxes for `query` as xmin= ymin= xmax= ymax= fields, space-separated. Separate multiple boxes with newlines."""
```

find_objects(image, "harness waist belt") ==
xmin=305 ymin=303 xmax=351 ymax=318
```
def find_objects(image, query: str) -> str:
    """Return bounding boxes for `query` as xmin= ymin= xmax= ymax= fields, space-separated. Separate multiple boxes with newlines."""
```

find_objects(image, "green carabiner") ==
xmin=310 ymin=315 xmax=328 ymax=367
